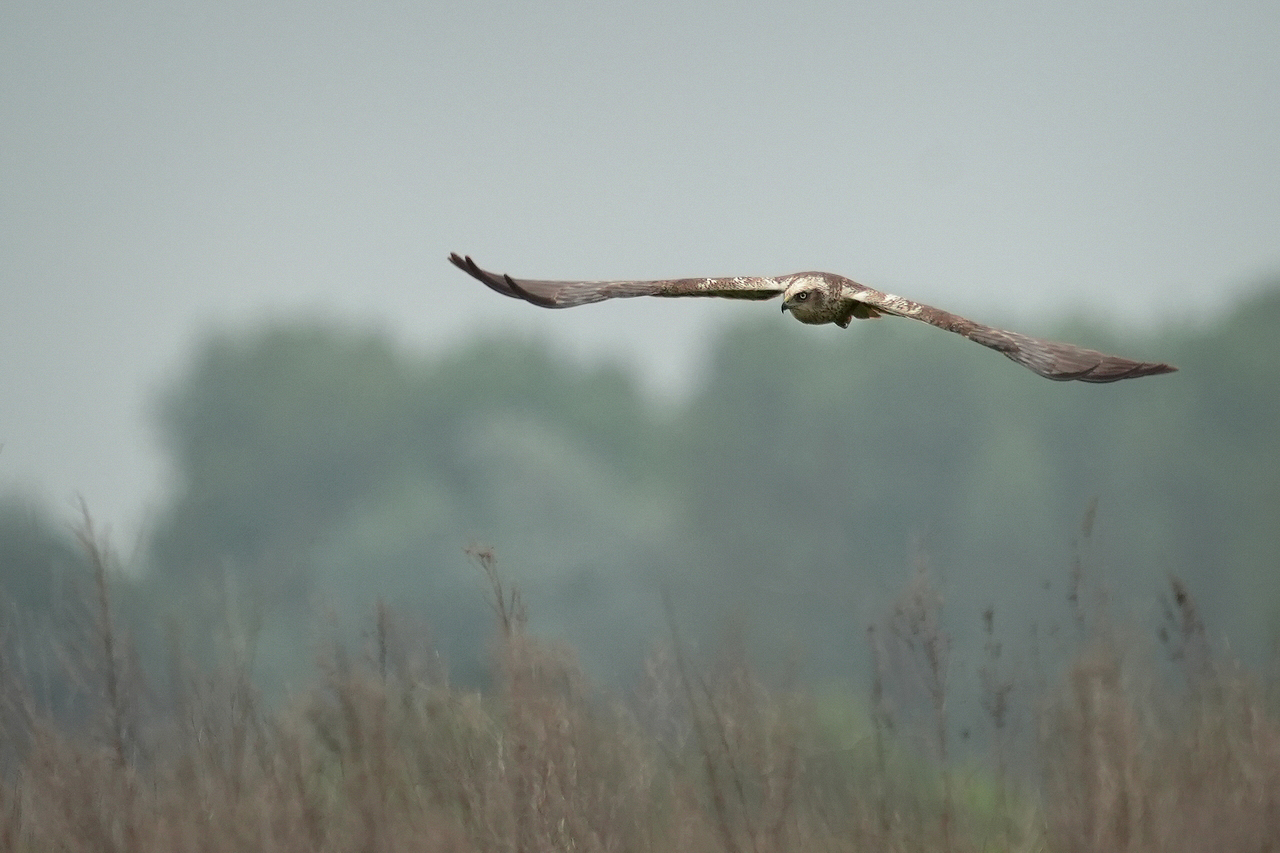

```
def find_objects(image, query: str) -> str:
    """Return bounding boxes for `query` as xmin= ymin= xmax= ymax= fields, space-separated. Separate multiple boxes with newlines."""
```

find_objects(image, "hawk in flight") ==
xmin=449 ymin=254 xmax=1176 ymax=383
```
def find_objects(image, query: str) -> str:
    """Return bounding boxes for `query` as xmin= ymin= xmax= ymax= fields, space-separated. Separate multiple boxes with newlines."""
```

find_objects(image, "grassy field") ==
xmin=2 ymin=535 xmax=1279 ymax=852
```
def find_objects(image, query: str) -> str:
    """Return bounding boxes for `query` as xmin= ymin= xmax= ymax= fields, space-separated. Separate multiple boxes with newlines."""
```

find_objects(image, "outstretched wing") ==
xmin=846 ymin=282 xmax=1177 ymax=383
xmin=449 ymin=254 xmax=784 ymax=308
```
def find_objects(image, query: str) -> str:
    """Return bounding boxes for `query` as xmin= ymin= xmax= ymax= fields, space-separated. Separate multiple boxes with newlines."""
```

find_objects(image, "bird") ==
xmin=448 ymin=254 xmax=1176 ymax=383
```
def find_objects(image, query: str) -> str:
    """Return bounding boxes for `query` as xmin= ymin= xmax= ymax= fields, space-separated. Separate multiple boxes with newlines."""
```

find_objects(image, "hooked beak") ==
xmin=780 ymin=300 xmax=790 ymax=313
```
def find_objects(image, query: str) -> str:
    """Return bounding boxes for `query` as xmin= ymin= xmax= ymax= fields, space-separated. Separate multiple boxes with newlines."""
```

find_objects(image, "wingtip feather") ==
xmin=1072 ymin=358 xmax=1179 ymax=384
xmin=502 ymin=273 xmax=557 ymax=307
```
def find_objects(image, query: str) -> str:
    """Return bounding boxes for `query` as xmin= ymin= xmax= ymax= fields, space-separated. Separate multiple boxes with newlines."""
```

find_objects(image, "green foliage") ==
xmin=0 ymin=496 xmax=87 ymax=615
xmin=135 ymin=283 xmax=1280 ymax=690
xmin=0 ymin=499 xmax=90 ymax=719
xmin=148 ymin=323 xmax=675 ymax=683
xmin=151 ymin=326 xmax=420 ymax=579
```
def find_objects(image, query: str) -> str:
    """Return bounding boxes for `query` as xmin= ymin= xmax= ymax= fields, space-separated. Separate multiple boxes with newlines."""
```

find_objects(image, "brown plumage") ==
xmin=449 ymin=253 xmax=1177 ymax=383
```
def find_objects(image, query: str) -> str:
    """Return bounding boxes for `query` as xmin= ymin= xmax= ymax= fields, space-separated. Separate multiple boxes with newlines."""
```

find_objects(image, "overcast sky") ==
xmin=3 ymin=0 xmax=1278 ymax=542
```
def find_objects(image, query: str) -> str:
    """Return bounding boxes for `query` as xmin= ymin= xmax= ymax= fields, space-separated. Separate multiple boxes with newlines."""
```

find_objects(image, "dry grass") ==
xmin=2 ymin=532 xmax=1279 ymax=852
xmin=1039 ymin=576 xmax=1280 ymax=853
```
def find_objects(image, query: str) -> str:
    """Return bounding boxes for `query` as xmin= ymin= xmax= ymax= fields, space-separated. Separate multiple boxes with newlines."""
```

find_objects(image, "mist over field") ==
xmin=4 ymin=291 xmax=1280 ymax=849
xmin=7 ymin=280 xmax=1277 ymax=686
xmin=4 ymin=0 xmax=1280 ymax=847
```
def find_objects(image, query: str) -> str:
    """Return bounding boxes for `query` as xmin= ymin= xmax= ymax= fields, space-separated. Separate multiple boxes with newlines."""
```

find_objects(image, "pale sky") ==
xmin=3 ymin=0 xmax=1279 ymax=542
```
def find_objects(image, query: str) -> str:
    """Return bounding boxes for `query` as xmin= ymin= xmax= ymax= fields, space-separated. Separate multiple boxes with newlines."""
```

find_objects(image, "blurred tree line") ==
xmin=4 ymin=283 xmax=1279 ymax=698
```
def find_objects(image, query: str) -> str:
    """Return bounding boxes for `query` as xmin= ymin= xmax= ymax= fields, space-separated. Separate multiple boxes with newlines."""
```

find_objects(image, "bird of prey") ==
xmin=448 ymin=254 xmax=1176 ymax=383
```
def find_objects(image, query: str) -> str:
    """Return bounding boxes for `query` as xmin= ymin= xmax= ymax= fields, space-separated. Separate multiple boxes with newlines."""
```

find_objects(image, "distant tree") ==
xmin=0 ymin=498 xmax=97 ymax=728
xmin=0 ymin=497 xmax=86 ymax=616
xmin=146 ymin=323 xmax=674 ymax=684
xmin=141 ymin=283 xmax=1280 ymax=690
xmin=150 ymin=325 xmax=419 ymax=585
xmin=676 ymin=288 xmax=1280 ymax=675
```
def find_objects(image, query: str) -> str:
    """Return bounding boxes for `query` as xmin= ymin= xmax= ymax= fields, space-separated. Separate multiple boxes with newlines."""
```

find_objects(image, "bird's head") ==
xmin=780 ymin=276 xmax=835 ymax=325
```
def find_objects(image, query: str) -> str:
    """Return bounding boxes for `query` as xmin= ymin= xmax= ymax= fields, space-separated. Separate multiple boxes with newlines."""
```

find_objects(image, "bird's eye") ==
xmin=796 ymin=292 xmax=809 ymax=301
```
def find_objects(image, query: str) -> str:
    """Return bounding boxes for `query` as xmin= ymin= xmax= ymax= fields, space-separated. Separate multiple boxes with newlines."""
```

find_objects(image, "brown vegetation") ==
xmin=2 ymin=529 xmax=1279 ymax=852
